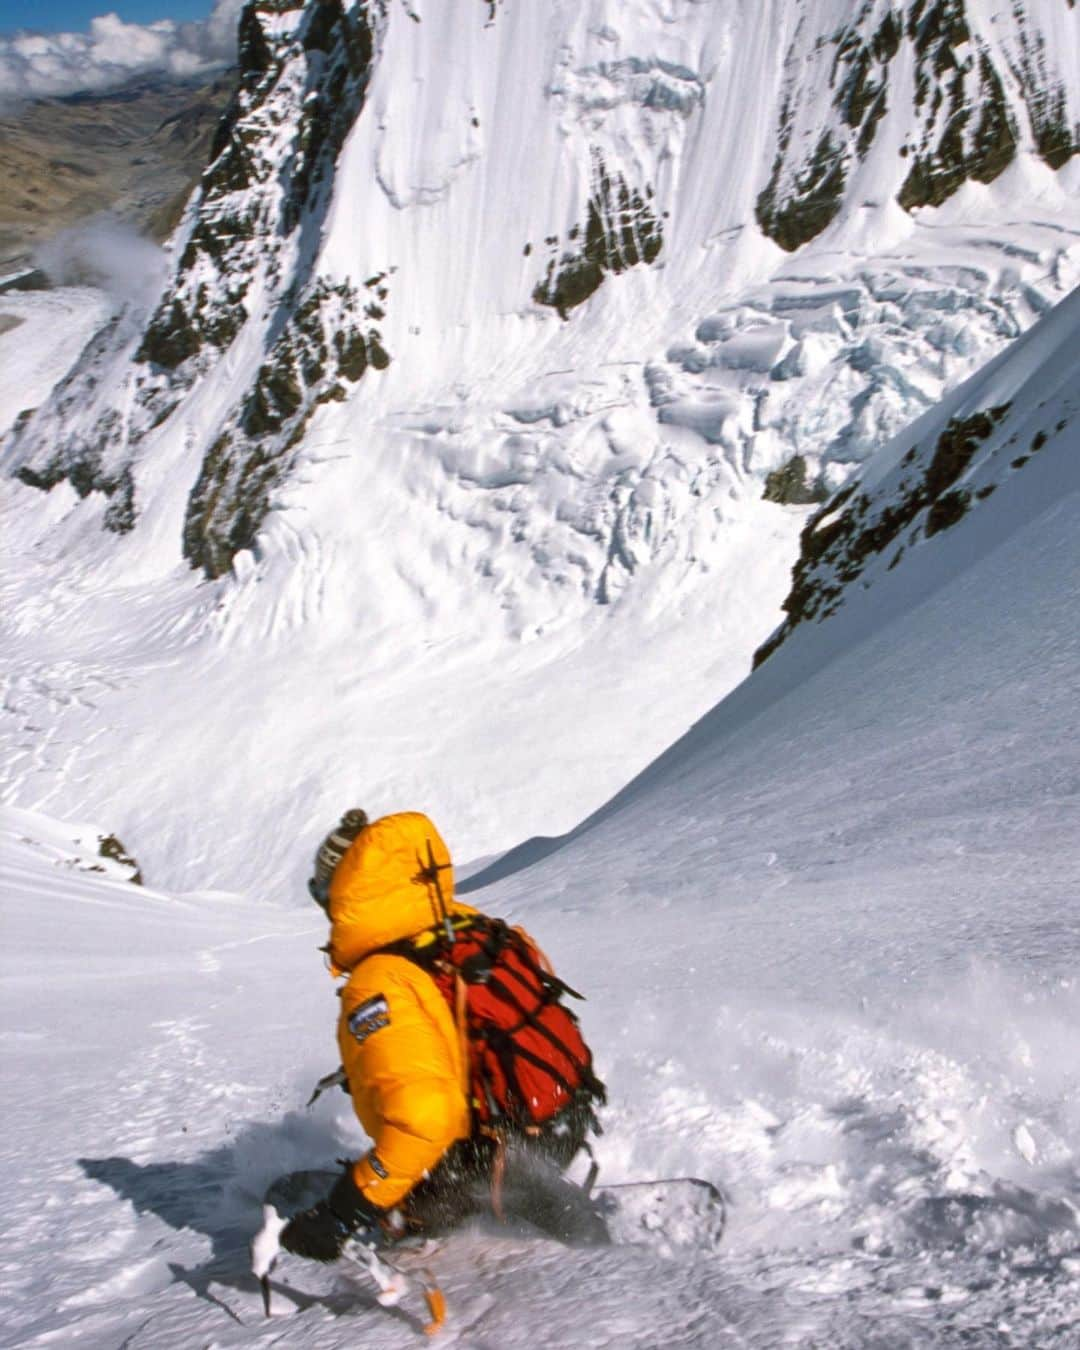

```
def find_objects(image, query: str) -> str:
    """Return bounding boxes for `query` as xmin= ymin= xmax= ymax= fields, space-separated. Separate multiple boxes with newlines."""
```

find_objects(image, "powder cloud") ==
xmin=0 ymin=1 xmax=246 ymax=102
xmin=35 ymin=215 xmax=168 ymax=307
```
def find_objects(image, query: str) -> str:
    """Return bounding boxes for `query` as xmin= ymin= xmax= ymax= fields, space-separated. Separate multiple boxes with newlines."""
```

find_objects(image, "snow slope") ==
xmin=0 ymin=286 xmax=114 ymax=438
xmin=2 ymin=0 xmax=1078 ymax=892
xmin=2 ymin=289 xmax=1078 ymax=1346
xmin=464 ymin=283 xmax=1080 ymax=1342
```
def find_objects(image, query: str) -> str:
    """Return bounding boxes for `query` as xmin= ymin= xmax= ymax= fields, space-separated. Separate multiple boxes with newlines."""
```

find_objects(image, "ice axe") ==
xmin=250 ymin=1199 xmax=447 ymax=1333
xmin=250 ymin=1202 xmax=287 ymax=1316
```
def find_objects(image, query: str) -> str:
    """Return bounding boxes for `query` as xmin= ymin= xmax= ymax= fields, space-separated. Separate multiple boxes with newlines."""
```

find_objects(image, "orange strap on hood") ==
xmin=327 ymin=812 xmax=475 ymax=972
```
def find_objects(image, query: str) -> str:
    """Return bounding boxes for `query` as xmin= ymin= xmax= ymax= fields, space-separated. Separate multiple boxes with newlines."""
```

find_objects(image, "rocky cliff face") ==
xmin=11 ymin=1 xmax=384 ymax=575
xmin=165 ymin=0 xmax=385 ymax=575
xmin=5 ymin=0 xmax=1078 ymax=597
xmin=2 ymin=0 xmax=1078 ymax=893
xmin=754 ymin=284 xmax=1080 ymax=666
xmin=757 ymin=0 xmax=1077 ymax=249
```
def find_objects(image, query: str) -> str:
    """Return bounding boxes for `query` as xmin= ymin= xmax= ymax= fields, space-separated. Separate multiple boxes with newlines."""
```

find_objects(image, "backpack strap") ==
xmin=482 ymin=1022 xmax=583 ymax=1104
xmin=376 ymin=915 xmax=607 ymax=1116
xmin=503 ymin=923 xmax=586 ymax=1001
xmin=478 ymin=964 xmax=592 ymax=1078
xmin=374 ymin=913 xmax=471 ymax=964
xmin=452 ymin=969 xmax=469 ymax=1097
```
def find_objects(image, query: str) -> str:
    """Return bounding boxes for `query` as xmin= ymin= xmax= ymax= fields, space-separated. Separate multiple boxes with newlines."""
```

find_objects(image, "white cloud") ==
xmin=0 ymin=1 xmax=246 ymax=102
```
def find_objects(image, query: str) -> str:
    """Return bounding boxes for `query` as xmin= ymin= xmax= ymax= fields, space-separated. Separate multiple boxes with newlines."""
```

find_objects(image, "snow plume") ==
xmin=34 ymin=216 xmax=166 ymax=308
xmin=0 ymin=1 xmax=245 ymax=103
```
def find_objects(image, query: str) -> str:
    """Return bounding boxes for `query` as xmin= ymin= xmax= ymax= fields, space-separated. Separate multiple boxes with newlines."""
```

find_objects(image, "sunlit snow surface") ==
xmin=2 ymin=0 xmax=1079 ymax=1341
xmin=2 ymin=295 xmax=1079 ymax=1346
xmin=0 ymin=286 xmax=114 ymax=438
xmin=1 ymin=208 xmax=1078 ymax=896
xmin=2 ymin=0 xmax=1079 ymax=890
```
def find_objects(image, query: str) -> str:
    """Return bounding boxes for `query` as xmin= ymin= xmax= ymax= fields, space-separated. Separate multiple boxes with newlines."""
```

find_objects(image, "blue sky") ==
xmin=1 ymin=2 xmax=214 ymax=33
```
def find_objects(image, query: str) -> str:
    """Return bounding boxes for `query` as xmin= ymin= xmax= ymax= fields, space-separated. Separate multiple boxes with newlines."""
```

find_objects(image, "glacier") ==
xmin=2 ymin=0 xmax=1078 ymax=887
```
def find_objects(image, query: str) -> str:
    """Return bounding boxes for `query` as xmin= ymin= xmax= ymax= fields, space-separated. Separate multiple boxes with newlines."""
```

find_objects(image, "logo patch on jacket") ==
xmin=348 ymin=994 xmax=390 ymax=1044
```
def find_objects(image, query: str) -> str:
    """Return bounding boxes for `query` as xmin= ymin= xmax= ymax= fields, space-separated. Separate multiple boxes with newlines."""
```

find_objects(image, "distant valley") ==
xmin=0 ymin=71 xmax=234 ymax=274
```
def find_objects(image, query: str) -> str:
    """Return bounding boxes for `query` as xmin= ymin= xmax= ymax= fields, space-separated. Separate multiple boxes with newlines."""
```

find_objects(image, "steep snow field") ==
xmin=471 ymin=288 xmax=1080 ymax=1342
xmin=2 ymin=292 xmax=1078 ymax=1346
xmin=3 ymin=0 xmax=1079 ymax=890
xmin=2 ymin=207 xmax=1077 ymax=895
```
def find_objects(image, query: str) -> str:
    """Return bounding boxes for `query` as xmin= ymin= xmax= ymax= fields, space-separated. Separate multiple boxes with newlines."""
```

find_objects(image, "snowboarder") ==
xmin=280 ymin=809 xmax=605 ymax=1262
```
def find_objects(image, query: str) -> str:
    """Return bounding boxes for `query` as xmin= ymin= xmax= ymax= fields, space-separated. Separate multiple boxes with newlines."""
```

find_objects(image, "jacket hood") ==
xmin=328 ymin=811 xmax=475 ymax=971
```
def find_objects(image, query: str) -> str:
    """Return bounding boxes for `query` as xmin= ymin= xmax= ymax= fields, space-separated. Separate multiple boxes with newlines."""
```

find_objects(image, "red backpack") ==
xmin=393 ymin=914 xmax=606 ymax=1133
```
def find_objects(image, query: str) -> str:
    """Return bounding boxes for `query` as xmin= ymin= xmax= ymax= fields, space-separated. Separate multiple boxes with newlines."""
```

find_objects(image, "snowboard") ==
xmin=257 ymin=1166 xmax=725 ymax=1259
xmin=251 ymin=1168 xmax=724 ymax=1327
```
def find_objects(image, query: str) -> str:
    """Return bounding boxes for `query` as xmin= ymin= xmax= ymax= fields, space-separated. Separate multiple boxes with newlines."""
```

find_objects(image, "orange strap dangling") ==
xmin=489 ymin=1131 xmax=507 ymax=1222
xmin=422 ymin=1276 xmax=447 ymax=1335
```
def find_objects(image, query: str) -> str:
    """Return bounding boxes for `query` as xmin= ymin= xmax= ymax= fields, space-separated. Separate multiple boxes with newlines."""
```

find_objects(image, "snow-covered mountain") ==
xmin=2 ymin=282 xmax=1077 ymax=1348
xmin=471 ymin=281 xmax=1080 ymax=890
xmin=2 ymin=5 xmax=1078 ymax=1340
xmin=8 ymin=0 xmax=1078 ymax=557
xmin=1 ymin=0 xmax=1078 ymax=888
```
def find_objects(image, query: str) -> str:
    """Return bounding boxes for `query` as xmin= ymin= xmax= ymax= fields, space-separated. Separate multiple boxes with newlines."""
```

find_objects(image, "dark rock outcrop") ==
xmin=763 ymin=456 xmax=828 ymax=506
xmin=754 ymin=1 xmax=1072 ymax=251
xmin=753 ymin=401 xmax=1013 ymax=666
xmin=533 ymin=151 xmax=663 ymax=318
xmin=757 ymin=8 xmax=904 ymax=251
xmin=183 ymin=276 xmax=389 ymax=576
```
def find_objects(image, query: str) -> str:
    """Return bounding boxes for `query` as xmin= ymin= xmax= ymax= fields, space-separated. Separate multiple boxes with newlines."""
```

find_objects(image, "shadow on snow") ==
xmin=76 ymin=1110 xmax=427 ymax=1329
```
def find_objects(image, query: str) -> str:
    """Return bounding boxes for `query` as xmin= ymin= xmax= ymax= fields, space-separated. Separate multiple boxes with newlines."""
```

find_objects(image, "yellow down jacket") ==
xmin=328 ymin=811 xmax=475 ymax=1208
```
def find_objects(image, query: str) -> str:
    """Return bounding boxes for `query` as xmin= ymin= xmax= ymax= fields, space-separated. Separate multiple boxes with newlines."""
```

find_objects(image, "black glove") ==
xmin=280 ymin=1169 xmax=384 ymax=1263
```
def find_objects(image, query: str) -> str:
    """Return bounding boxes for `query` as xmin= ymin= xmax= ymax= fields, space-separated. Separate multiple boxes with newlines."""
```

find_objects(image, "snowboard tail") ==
xmin=593 ymin=1176 xmax=726 ymax=1252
